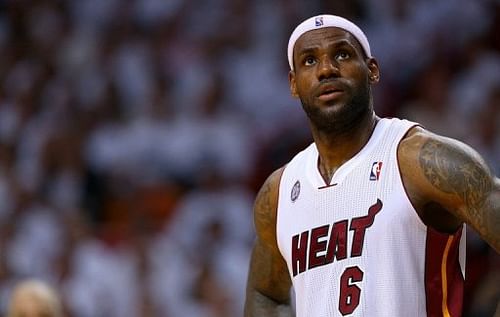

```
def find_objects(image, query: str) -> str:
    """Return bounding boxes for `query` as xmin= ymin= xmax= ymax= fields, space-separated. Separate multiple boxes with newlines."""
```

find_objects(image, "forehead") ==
xmin=293 ymin=27 xmax=363 ymax=55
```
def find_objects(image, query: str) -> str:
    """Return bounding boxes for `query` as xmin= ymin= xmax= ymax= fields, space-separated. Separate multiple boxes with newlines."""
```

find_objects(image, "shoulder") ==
xmin=398 ymin=126 xmax=494 ymax=213
xmin=398 ymin=127 xmax=500 ymax=251
xmin=253 ymin=166 xmax=286 ymax=250
xmin=398 ymin=126 xmax=492 ymax=186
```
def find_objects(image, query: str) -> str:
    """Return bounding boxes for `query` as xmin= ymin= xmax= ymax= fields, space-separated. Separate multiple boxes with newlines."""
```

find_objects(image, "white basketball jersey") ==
xmin=276 ymin=118 xmax=466 ymax=317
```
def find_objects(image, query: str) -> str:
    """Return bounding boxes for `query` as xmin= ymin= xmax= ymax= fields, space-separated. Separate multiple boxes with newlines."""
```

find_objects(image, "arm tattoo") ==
xmin=254 ymin=178 xmax=276 ymax=243
xmin=257 ymin=180 xmax=273 ymax=223
xmin=245 ymin=168 xmax=293 ymax=316
xmin=419 ymin=139 xmax=491 ymax=208
xmin=419 ymin=139 xmax=499 ymax=251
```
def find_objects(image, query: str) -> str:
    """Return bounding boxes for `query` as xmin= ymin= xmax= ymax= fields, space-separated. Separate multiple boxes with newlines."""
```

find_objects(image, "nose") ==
xmin=317 ymin=55 xmax=339 ymax=81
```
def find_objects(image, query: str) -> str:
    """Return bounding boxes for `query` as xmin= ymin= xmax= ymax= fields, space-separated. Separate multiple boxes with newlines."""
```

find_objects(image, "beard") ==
xmin=300 ymin=78 xmax=372 ymax=135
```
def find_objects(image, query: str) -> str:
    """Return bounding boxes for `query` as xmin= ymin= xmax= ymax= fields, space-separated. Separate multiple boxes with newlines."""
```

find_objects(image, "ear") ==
xmin=289 ymin=70 xmax=299 ymax=98
xmin=366 ymin=58 xmax=380 ymax=84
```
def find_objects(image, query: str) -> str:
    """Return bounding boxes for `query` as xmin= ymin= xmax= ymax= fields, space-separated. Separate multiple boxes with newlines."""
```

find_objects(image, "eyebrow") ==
xmin=296 ymin=39 xmax=357 ymax=57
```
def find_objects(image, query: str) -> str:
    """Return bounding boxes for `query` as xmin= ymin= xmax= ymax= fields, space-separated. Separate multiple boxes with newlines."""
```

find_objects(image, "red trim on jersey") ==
xmin=425 ymin=227 xmax=464 ymax=317
xmin=317 ymin=183 xmax=337 ymax=189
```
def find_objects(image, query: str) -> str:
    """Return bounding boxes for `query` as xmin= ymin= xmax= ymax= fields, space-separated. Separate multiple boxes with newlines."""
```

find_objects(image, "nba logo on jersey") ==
xmin=370 ymin=162 xmax=383 ymax=181
xmin=315 ymin=16 xmax=323 ymax=26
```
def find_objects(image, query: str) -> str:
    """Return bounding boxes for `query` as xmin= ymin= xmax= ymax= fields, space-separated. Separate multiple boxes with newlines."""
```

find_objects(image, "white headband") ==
xmin=287 ymin=14 xmax=372 ymax=70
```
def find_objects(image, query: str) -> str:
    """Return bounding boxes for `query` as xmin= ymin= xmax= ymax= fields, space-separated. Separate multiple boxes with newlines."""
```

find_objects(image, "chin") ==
xmin=308 ymin=101 xmax=369 ymax=134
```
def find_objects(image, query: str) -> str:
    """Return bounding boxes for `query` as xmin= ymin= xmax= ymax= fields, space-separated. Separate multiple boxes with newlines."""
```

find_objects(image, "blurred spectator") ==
xmin=7 ymin=279 xmax=63 ymax=317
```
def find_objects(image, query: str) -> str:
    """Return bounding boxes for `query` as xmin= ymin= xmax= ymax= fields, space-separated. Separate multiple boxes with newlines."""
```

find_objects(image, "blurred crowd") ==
xmin=0 ymin=0 xmax=498 ymax=316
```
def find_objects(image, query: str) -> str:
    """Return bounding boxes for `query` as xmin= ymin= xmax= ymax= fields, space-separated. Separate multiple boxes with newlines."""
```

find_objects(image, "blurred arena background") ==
xmin=0 ymin=0 xmax=498 ymax=316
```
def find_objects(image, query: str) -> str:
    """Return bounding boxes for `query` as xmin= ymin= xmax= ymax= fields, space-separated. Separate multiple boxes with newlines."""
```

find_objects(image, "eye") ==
xmin=304 ymin=56 xmax=317 ymax=66
xmin=336 ymin=51 xmax=350 ymax=61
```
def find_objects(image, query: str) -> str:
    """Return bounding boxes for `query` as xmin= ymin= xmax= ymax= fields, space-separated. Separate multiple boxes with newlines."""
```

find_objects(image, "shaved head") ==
xmin=8 ymin=280 xmax=63 ymax=317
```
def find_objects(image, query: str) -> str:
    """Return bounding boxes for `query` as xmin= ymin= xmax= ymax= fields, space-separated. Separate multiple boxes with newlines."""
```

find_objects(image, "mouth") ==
xmin=317 ymin=86 xmax=344 ymax=101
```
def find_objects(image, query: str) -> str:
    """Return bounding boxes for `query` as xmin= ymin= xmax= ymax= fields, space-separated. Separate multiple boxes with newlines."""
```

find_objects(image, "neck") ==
xmin=313 ymin=111 xmax=379 ymax=184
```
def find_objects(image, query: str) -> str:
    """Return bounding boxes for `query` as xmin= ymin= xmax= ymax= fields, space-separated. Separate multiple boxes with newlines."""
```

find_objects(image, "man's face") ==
xmin=289 ymin=27 xmax=379 ymax=133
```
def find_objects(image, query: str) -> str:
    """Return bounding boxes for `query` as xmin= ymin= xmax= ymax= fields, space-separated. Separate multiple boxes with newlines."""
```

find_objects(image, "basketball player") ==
xmin=244 ymin=14 xmax=499 ymax=316
xmin=7 ymin=279 xmax=63 ymax=317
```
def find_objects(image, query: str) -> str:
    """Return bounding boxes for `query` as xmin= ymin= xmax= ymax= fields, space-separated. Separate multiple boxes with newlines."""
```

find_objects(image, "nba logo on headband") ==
xmin=287 ymin=14 xmax=372 ymax=70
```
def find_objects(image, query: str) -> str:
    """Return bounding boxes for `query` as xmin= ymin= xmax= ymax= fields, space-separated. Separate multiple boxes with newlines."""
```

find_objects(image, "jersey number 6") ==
xmin=339 ymin=266 xmax=364 ymax=315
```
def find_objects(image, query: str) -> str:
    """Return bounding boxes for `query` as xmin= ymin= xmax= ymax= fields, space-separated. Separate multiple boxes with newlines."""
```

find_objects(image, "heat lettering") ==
xmin=290 ymin=199 xmax=383 ymax=277
xmin=350 ymin=199 xmax=383 ymax=257
xmin=325 ymin=220 xmax=348 ymax=263
xmin=291 ymin=231 xmax=309 ymax=276
xmin=308 ymin=225 xmax=330 ymax=269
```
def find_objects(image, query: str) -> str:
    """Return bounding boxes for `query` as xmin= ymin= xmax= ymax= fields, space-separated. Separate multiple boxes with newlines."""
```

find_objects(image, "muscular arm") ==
xmin=399 ymin=127 xmax=500 ymax=252
xmin=244 ymin=167 xmax=294 ymax=317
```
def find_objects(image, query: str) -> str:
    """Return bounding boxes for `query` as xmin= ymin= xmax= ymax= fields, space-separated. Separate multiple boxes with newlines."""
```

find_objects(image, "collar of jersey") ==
xmin=307 ymin=118 xmax=391 ymax=188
